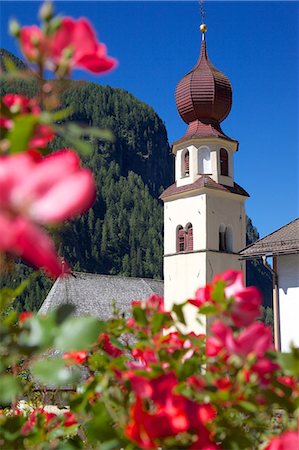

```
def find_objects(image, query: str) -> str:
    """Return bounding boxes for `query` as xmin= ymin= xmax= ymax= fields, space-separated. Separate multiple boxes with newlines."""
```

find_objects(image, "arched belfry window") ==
xmin=177 ymin=226 xmax=185 ymax=253
xmin=219 ymin=224 xmax=227 ymax=252
xmin=186 ymin=223 xmax=193 ymax=251
xmin=183 ymin=150 xmax=190 ymax=177
xmin=198 ymin=147 xmax=211 ymax=174
xmin=219 ymin=224 xmax=233 ymax=252
xmin=226 ymin=225 xmax=233 ymax=252
xmin=220 ymin=148 xmax=229 ymax=176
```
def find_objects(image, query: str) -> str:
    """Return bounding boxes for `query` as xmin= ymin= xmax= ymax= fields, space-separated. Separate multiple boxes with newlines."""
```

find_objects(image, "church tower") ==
xmin=160 ymin=28 xmax=249 ymax=333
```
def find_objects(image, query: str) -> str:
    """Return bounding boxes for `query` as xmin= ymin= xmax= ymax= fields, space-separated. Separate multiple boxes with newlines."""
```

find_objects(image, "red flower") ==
xmin=63 ymin=351 xmax=87 ymax=364
xmin=125 ymin=372 xmax=218 ymax=449
xmin=99 ymin=333 xmax=123 ymax=358
xmin=1 ymin=94 xmax=54 ymax=152
xmin=0 ymin=150 xmax=95 ymax=277
xmin=19 ymin=311 xmax=33 ymax=323
xmin=63 ymin=411 xmax=77 ymax=427
xmin=265 ymin=430 xmax=299 ymax=450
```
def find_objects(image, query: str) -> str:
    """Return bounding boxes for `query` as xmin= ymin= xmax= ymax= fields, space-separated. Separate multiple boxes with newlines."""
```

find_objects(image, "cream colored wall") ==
xmin=206 ymin=192 xmax=246 ymax=253
xmin=277 ymin=254 xmax=299 ymax=352
xmin=206 ymin=251 xmax=245 ymax=284
xmin=164 ymin=193 xmax=207 ymax=254
xmin=164 ymin=252 xmax=207 ymax=334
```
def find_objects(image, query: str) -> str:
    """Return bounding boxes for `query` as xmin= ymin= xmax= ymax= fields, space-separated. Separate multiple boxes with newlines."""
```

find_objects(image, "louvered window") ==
xmin=184 ymin=151 xmax=190 ymax=176
xmin=220 ymin=148 xmax=229 ymax=176
xmin=177 ymin=226 xmax=185 ymax=253
xmin=186 ymin=224 xmax=193 ymax=251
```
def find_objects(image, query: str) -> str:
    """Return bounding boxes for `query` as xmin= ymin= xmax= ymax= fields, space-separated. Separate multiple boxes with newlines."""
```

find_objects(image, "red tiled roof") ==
xmin=159 ymin=175 xmax=249 ymax=200
xmin=172 ymin=119 xmax=237 ymax=146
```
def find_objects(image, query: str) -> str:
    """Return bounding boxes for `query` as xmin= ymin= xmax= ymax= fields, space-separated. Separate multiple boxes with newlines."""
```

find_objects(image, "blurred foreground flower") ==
xmin=19 ymin=17 xmax=117 ymax=75
xmin=0 ymin=94 xmax=54 ymax=155
xmin=0 ymin=149 xmax=96 ymax=276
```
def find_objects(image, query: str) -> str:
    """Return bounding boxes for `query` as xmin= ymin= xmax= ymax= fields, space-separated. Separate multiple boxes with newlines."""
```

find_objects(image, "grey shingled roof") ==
xmin=39 ymin=272 xmax=164 ymax=319
xmin=240 ymin=218 xmax=299 ymax=258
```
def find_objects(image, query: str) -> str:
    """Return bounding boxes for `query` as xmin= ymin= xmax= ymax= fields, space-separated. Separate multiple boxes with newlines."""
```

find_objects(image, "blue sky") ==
xmin=0 ymin=1 xmax=298 ymax=239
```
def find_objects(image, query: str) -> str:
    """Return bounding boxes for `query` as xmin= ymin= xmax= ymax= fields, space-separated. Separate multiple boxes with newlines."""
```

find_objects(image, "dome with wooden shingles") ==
xmin=175 ymin=39 xmax=232 ymax=125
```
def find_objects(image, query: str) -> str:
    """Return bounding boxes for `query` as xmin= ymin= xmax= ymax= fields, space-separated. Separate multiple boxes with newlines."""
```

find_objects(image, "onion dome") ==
xmin=174 ymin=35 xmax=234 ymax=144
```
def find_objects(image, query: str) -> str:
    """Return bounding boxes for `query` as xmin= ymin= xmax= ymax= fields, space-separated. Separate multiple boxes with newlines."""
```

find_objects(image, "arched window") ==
xmin=183 ymin=150 xmax=190 ymax=177
xmin=198 ymin=147 xmax=211 ymax=174
xmin=220 ymin=148 xmax=229 ymax=176
xmin=177 ymin=226 xmax=185 ymax=253
xmin=226 ymin=225 xmax=233 ymax=252
xmin=186 ymin=223 xmax=193 ymax=251
xmin=219 ymin=224 xmax=227 ymax=252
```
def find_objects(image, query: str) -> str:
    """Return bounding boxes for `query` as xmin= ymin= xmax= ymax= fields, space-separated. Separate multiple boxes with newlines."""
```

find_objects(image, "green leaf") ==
xmin=238 ymin=400 xmax=258 ymax=413
xmin=55 ymin=304 xmax=76 ymax=325
xmin=151 ymin=312 xmax=169 ymax=334
xmin=31 ymin=358 xmax=80 ymax=386
xmin=276 ymin=350 xmax=299 ymax=376
xmin=172 ymin=303 xmax=186 ymax=326
xmin=85 ymin=402 xmax=118 ymax=443
xmin=0 ymin=375 xmax=21 ymax=406
xmin=63 ymin=136 xmax=93 ymax=156
xmin=54 ymin=316 xmax=106 ymax=351
xmin=7 ymin=114 xmax=38 ymax=154
xmin=132 ymin=306 xmax=147 ymax=326
xmin=49 ymin=107 xmax=74 ymax=122
xmin=211 ymin=280 xmax=225 ymax=303
xmin=198 ymin=304 xmax=218 ymax=315
xmin=19 ymin=315 xmax=56 ymax=349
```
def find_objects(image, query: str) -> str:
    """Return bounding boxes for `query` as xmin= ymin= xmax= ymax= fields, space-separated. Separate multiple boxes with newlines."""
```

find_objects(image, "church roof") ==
xmin=240 ymin=218 xmax=299 ymax=258
xmin=159 ymin=175 xmax=249 ymax=200
xmin=39 ymin=272 xmax=164 ymax=319
xmin=175 ymin=40 xmax=232 ymax=125
xmin=172 ymin=119 xmax=238 ymax=147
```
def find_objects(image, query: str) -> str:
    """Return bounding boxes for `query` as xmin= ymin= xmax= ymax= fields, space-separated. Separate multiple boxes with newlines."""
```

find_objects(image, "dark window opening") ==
xmin=184 ymin=151 xmax=190 ymax=176
xmin=220 ymin=148 xmax=229 ymax=176
xmin=219 ymin=228 xmax=227 ymax=252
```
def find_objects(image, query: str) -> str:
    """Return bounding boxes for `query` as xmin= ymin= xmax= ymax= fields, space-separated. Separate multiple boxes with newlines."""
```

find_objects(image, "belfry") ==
xmin=160 ymin=24 xmax=249 ymax=333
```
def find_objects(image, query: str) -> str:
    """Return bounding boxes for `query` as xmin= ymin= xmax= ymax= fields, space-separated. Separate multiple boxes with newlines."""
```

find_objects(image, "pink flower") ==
xmin=20 ymin=25 xmax=47 ymax=62
xmin=50 ymin=18 xmax=117 ymax=74
xmin=189 ymin=285 xmax=212 ymax=308
xmin=19 ymin=19 xmax=117 ymax=75
xmin=265 ymin=430 xmax=299 ymax=450
xmin=231 ymin=286 xmax=262 ymax=327
xmin=0 ymin=150 xmax=95 ymax=277
xmin=207 ymin=321 xmax=273 ymax=359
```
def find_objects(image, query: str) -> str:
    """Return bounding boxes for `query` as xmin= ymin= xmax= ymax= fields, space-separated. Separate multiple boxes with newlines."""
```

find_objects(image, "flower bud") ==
xmin=39 ymin=1 xmax=54 ymax=22
xmin=9 ymin=19 xmax=21 ymax=37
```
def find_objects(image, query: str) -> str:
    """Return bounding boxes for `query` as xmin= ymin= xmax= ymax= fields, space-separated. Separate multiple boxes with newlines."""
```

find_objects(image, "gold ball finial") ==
xmin=200 ymin=23 xmax=207 ymax=33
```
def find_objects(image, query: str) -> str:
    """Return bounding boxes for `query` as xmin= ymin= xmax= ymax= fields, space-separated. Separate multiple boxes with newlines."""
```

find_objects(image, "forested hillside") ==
xmin=0 ymin=49 xmax=272 ymax=311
